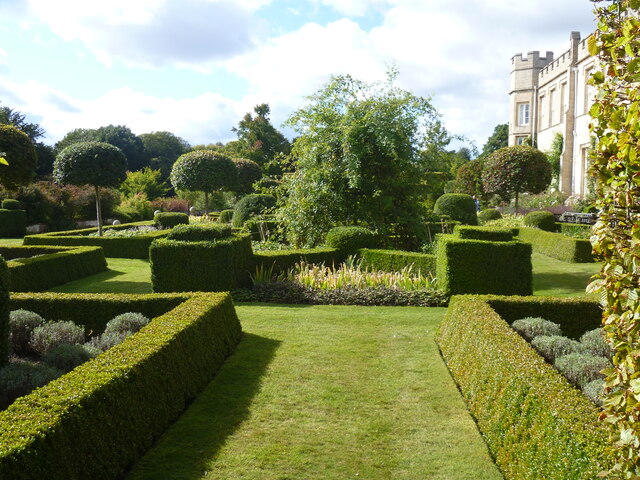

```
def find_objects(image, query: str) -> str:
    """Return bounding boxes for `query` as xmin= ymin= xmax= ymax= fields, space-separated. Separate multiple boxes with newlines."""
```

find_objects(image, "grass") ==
xmin=531 ymin=252 xmax=600 ymax=297
xmin=126 ymin=305 xmax=503 ymax=480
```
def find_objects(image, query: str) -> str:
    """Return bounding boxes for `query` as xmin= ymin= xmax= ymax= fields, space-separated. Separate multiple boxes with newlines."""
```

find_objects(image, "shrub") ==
xmin=0 ymin=260 xmax=8 ymax=366
xmin=325 ymin=226 xmax=377 ymax=254
xmin=231 ymin=194 xmax=276 ymax=227
xmin=582 ymin=379 xmax=605 ymax=406
xmin=0 ymin=362 xmax=62 ymax=409
xmin=580 ymin=328 xmax=612 ymax=359
xmin=154 ymin=212 xmax=189 ymax=229
xmin=218 ymin=209 xmax=234 ymax=223
xmin=166 ymin=223 xmax=232 ymax=242
xmin=357 ymin=249 xmax=436 ymax=276
xmin=104 ymin=312 xmax=149 ymax=335
xmin=233 ymin=158 xmax=263 ymax=194
xmin=531 ymin=335 xmax=583 ymax=363
xmin=555 ymin=353 xmax=611 ymax=388
xmin=511 ymin=317 xmax=562 ymax=341
xmin=523 ymin=210 xmax=558 ymax=232
xmin=86 ymin=331 xmax=132 ymax=352
xmin=29 ymin=321 xmax=86 ymax=357
xmin=9 ymin=310 xmax=45 ymax=355
xmin=477 ymin=208 xmax=501 ymax=224
xmin=113 ymin=193 xmax=153 ymax=223
xmin=453 ymin=226 xmax=513 ymax=242
xmin=0 ymin=209 xmax=27 ymax=238
xmin=433 ymin=193 xmax=478 ymax=225
xmin=43 ymin=344 xmax=98 ymax=373
xmin=0 ymin=125 xmax=37 ymax=189
xmin=1 ymin=199 xmax=21 ymax=210
xmin=517 ymin=227 xmax=594 ymax=263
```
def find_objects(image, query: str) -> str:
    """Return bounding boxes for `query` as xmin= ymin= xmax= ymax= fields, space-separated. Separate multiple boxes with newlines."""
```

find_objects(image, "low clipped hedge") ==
xmin=23 ymin=221 xmax=170 ymax=258
xmin=357 ymin=249 xmax=436 ymax=276
xmin=0 ymin=245 xmax=107 ymax=292
xmin=0 ymin=258 xmax=8 ymax=365
xmin=517 ymin=227 xmax=594 ymax=263
xmin=153 ymin=212 xmax=188 ymax=229
xmin=523 ymin=210 xmax=558 ymax=232
xmin=166 ymin=223 xmax=232 ymax=242
xmin=436 ymin=295 xmax=610 ymax=480
xmin=0 ymin=209 xmax=26 ymax=238
xmin=150 ymin=234 xmax=253 ymax=292
xmin=0 ymin=292 xmax=242 ymax=480
xmin=253 ymin=248 xmax=346 ymax=276
xmin=453 ymin=226 xmax=514 ymax=242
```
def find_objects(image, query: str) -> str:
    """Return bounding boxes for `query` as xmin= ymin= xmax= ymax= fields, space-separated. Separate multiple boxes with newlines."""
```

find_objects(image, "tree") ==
xmin=0 ymin=125 xmax=37 ymax=189
xmin=481 ymin=145 xmax=551 ymax=213
xmin=277 ymin=72 xmax=446 ymax=248
xmin=138 ymin=131 xmax=189 ymax=181
xmin=454 ymin=158 xmax=487 ymax=200
xmin=233 ymin=158 xmax=263 ymax=194
xmin=53 ymin=142 xmax=127 ymax=235
xmin=545 ymin=132 xmax=563 ymax=185
xmin=120 ymin=167 xmax=168 ymax=201
xmin=170 ymin=150 xmax=238 ymax=214
xmin=480 ymin=124 xmax=508 ymax=158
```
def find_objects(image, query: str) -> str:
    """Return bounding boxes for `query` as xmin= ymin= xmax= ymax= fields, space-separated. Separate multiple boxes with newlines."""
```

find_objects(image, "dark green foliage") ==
xmin=0 ymin=292 xmax=242 ymax=480
xmin=436 ymin=296 xmax=611 ymax=480
xmin=477 ymin=208 xmax=502 ymax=224
xmin=453 ymin=158 xmax=487 ymax=200
xmin=231 ymin=194 xmax=276 ymax=227
xmin=53 ymin=142 xmax=127 ymax=189
xmin=325 ymin=226 xmax=378 ymax=254
xmin=511 ymin=317 xmax=562 ymax=341
xmin=138 ymin=131 xmax=189 ymax=180
xmin=243 ymin=218 xmax=283 ymax=242
xmin=104 ymin=313 xmax=149 ymax=335
xmin=517 ymin=227 xmax=594 ymax=263
xmin=153 ymin=212 xmax=188 ymax=229
xmin=357 ymin=249 xmax=436 ymax=276
xmin=454 ymin=226 xmax=513 ymax=242
xmin=555 ymin=353 xmax=611 ymax=388
xmin=523 ymin=210 xmax=558 ymax=232
xmin=170 ymin=150 xmax=238 ymax=195
xmin=580 ymin=328 xmax=612 ymax=359
xmin=2 ymin=246 xmax=107 ymax=292
xmin=436 ymin=234 xmax=532 ymax=295
xmin=0 ymin=259 xmax=8 ymax=366
xmin=43 ymin=344 xmax=98 ymax=373
xmin=166 ymin=223 xmax=232 ymax=242
xmin=8 ymin=310 xmax=45 ymax=355
xmin=0 ymin=362 xmax=62 ymax=409
xmin=480 ymin=123 xmax=508 ymax=158
xmin=23 ymin=222 xmax=170 ymax=259
xmin=531 ymin=335 xmax=583 ymax=363
xmin=253 ymin=248 xmax=345 ymax=276
xmin=219 ymin=209 xmax=234 ymax=223
xmin=1 ymin=199 xmax=20 ymax=210
xmin=29 ymin=321 xmax=86 ymax=357
xmin=0 ymin=125 xmax=37 ymax=189
xmin=0 ymin=209 xmax=26 ymax=237
xmin=433 ymin=193 xmax=478 ymax=225
xmin=233 ymin=158 xmax=263 ymax=194
xmin=150 ymin=234 xmax=253 ymax=292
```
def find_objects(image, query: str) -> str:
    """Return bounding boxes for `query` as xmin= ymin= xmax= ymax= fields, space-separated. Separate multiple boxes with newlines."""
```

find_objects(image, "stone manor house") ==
xmin=509 ymin=32 xmax=596 ymax=197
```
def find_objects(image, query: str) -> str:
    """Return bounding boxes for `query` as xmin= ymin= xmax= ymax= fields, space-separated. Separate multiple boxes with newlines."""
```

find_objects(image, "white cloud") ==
xmin=317 ymin=0 xmax=391 ymax=17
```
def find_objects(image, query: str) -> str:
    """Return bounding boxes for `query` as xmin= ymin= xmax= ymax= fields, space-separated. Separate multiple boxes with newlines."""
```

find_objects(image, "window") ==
xmin=560 ymin=82 xmax=567 ymax=123
xmin=549 ymin=89 xmax=557 ymax=126
xmin=539 ymin=95 xmax=546 ymax=130
xmin=516 ymin=136 xmax=527 ymax=145
xmin=517 ymin=103 xmax=530 ymax=126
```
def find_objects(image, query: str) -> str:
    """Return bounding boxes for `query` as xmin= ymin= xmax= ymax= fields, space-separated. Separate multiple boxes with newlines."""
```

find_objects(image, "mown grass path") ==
xmin=127 ymin=305 xmax=503 ymax=480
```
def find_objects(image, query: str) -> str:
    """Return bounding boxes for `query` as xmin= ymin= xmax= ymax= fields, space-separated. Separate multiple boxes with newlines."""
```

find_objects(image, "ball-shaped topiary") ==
xmin=477 ymin=208 xmax=502 ymax=225
xmin=580 ymin=328 xmax=612 ymax=359
xmin=29 ymin=320 xmax=86 ymax=357
xmin=233 ymin=158 xmax=263 ymax=194
xmin=554 ymin=353 xmax=611 ymax=388
xmin=43 ymin=343 xmax=99 ymax=372
xmin=154 ymin=212 xmax=189 ymax=229
xmin=433 ymin=193 xmax=478 ymax=225
xmin=9 ymin=309 xmax=45 ymax=356
xmin=218 ymin=208 xmax=234 ymax=223
xmin=325 ymin=226 xmax=378 ymax=254
xmin=523 ymin=210 xmax=558 ymax=232
xmin=1 ymin=199 xmax=21 ymax=210
xmin=232 ymin=194 xmax=276 ymax=227
xmin=531 ymin=335 xmax=584 ymax=363
xmin=104 ymin=312 xmax=150 ymax=336
xmin=511 ymin=317 xmax=562 ymax=341
xmin=86 ymin=330 xmax=132 ymax=352
xmin=0 ymin=125 xmax=37 ymax=189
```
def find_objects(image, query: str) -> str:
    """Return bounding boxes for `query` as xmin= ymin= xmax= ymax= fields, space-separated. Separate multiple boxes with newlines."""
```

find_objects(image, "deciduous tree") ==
xmin=0 ymin=125 xmax=37 ymax=189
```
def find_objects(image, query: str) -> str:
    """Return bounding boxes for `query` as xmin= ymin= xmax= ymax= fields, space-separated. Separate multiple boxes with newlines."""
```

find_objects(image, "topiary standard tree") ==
xmin=170 ymin=150 xmax=239 ymax=215
xmin=482 ymin=145 xmax=551 ymax=214
xmin=53 ymin=142 xmax=127 ymax=236
xmin=0 ymin=125 xmax=37 ymax=189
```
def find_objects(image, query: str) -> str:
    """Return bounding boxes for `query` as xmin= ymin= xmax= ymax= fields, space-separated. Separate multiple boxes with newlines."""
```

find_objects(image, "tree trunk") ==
xmin=95 ymin=185 xmax=103 ymax=236
xmin=204 ymin=191 xmax=209 ymax=216
xmin=514 ymin=190 xmax=519 ymax=215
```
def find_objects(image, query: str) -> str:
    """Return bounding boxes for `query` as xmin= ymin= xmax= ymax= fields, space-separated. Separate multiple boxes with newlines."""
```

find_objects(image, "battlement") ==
xmin=511 ymin=50 xmax=554 ymax=70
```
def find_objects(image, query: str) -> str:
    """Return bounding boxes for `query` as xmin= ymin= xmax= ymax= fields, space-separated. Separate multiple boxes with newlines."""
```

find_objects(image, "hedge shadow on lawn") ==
xmin=127 ymin=333 xmax=281 ymax=479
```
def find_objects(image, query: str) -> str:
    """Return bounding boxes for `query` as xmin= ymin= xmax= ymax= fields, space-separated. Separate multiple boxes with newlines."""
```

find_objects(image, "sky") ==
xmin=0 ymin=0 xmax=597 ymax=151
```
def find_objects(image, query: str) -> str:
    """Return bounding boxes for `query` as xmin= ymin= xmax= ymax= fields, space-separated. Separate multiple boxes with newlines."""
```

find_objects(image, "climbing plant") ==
xmin=588 ymin=1 xmax=640 ymax=477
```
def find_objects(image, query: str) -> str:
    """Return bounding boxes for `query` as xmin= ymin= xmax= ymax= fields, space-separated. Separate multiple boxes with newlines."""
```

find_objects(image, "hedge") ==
xmin=517 ymin=227 xmax=594 ymax=263
xmin=153 ymin=212 xmax=188 ymax=229
xmin=325 ymin=226 xmax=378 ymax=254
xmin=357 ymin=249 xmax=436 ymax=276
xmin=436 ymin=295 xmax=611 ymax=480
xmin=0 ymin=209 xmax=26 ymax=238
xmin=453 ymin=225 xmax=514 ymax=242
xmin=0 ymin=258 xmax=8 ymax=366
xmin=150 ymin=234 xmax=253 ymax=292
xmin=253 ymin=248 xmax=346 ymax=276
xmin=436 ymin=234 xmax=532 ymax=295
xmin=0 ymin=245 xmax=107 ymax=292
xmin=23 ymin=221 xmax=170 ymax=258
xmin=0 ymin=292 xmax=242 ymax=480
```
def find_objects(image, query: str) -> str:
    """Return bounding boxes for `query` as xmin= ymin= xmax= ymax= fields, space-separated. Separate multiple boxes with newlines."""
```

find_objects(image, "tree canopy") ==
xmin=0 ymin=125 xmax=37 ymax=189
xmin=480 ymin=124 xmax=508 ymax=158
xmin=138 ymin=131 xmax=189 ymax=181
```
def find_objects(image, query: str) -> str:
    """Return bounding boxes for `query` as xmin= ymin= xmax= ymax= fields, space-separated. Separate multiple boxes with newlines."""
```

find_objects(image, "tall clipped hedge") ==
xmin=0 ymin=257 xmax=8 ymax=366
xmin=0 ymin=209 xmax=26 ymax=238
xmin=433 ymin=193 xmax=478 ymax=225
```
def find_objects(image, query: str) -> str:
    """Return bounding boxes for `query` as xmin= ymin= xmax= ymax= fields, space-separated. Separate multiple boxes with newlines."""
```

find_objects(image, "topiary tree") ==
xmin=231 ymin=193 xmax=276 ymax=228
xmin=0 ymin=125 xmax=37 ymax=189
xmin=53 ymin=141 xmax=127 ymax=236
xmin=325 ymin=226 xmax=378 ymax=254
xmin=523 ymin=211 xmax=557 ymax=232
xmin=170 ymin=150 xmax=239 ymax=215
xmin=433 ymin=193 xmax=478 ymax=225
xmin=482 ymin=145 xmax=551 ymax=214
xmin=233 ymin=158 xmax=263 ymax=194
xmin=454 ymin=158 xmax=487 ymax=201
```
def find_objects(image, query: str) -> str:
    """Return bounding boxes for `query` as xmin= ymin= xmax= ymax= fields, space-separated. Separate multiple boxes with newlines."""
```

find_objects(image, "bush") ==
xmin=0 ymin=209 xmax=27 ymax=238
xmin=29 ymin=321 xmax=86 ymax=357
xmin=511 ymin=317 xmax=562 ymax=341
xmin=86 ymin=330 xmax=132 ymax=352
xmin=1 ymin=199 xmax=21 ymax=210
xmin=113 ymin=193 xmax=153 ymax=223
xmin=9 ymin=310 xmax=45 ymax=355
xmin=582 ymin=379 xmax=605 ymax=406
xmin=357 ymin=249 xmax=436 ymax=276
xmin=555 ymin=353 xmax=611 ymax=388
xmin=325 ymin=226 xmax=378 ymax=254
xmin=517 ymin=227 xmax=594 ymax=263
xmin=477 ymin=208 xmax=502 ymax=224
xmin=523 ymin=210 xmax=558 ymax=232
xmin=219 ymin=209 xmax=234 ymax=223
xmin=231 ymin=194 xmax=276 ymax=228
xmin=104 ymin=312 xmax=149 ymax=335
xmin=154 ymin=212 xmax=189 ymax=229
xmin=433 ymin=193 xmax=478 ymax=225
xmin=233 ymin=158 xmax=263 ymax=194
xmin=453 ymin=226 xmax=513 ymax=242
xmin=0 ymin=260 xmax=9 ymax=366
xmin=0 ymin=362 xmax=63 ymax=409
xmin=0 ymin=125 xmax=37 ymax=189
xmin=531 ymin=335 xmax=583 ymax=363
xmin=580 ymin=328 xmax=612 ymax=359
xmin=166 ymin=223 xmax=232 ymax=242
xmin=43 ymin=344 xmax=98 ymax=373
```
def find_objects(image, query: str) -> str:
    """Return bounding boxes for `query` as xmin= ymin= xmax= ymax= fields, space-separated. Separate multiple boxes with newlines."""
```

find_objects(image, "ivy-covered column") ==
xmin=589 ymin=1 xmax=640 ymax=477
